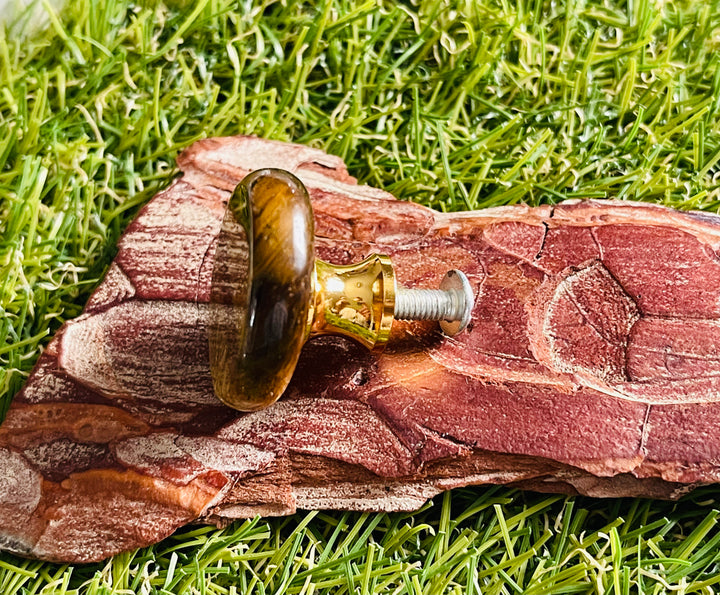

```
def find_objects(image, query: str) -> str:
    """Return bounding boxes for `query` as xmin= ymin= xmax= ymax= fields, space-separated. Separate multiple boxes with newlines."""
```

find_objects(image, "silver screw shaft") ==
xmin=393 ymin=270 xmax=474 ymax=336
xmin=394 ymin=288 xmax=465 ymax=321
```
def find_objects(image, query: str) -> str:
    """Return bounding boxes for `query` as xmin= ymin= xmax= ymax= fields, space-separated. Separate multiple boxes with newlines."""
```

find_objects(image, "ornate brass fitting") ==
xmin=310 ymin=255 xmax=395 ymax=351
xmin=209 ymin=168 xmax=473 ymax=412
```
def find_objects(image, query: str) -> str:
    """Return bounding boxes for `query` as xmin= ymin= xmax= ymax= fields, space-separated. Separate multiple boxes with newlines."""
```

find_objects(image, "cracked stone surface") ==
xmin=2 ymin=136 xmax=720 ymax=562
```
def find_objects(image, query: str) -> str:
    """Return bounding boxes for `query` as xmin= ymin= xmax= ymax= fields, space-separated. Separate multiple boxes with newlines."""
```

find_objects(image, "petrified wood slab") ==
xmin=3 ymin=136 xmax=720 ymax=562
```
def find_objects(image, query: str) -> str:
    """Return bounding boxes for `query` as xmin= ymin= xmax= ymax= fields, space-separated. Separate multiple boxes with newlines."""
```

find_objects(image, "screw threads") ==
xmin=392 ymin=269 xmax=474 ymax=336
xmin=394 ymin=288 xmax=465 ymax=321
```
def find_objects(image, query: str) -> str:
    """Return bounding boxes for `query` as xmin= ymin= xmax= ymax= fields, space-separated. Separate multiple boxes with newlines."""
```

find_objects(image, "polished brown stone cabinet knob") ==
xmin=209 ymin=169 xmax=473 ymax=411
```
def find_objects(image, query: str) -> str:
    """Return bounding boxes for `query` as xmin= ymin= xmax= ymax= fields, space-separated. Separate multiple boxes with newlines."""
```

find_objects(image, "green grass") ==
xmin=2 ymin=0 xmax=720 ymax=592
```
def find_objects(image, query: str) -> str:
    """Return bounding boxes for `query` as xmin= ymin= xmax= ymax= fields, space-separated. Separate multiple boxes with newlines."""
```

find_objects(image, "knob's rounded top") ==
xmin=209 ymin=168 xmax=315 ymax=411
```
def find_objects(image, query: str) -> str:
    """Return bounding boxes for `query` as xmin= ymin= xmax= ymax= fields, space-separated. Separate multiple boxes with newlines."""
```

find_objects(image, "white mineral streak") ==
xmin=117 ymin=230 xmax=213 ymax=298
xmin=617 ymin=376 xmax=720 ymax=405
xmin=114 ymin=434 xmax=187 ymax=474
xmin=61 ymin=300 xmax=217 ymax=405
xmin=211 ymin=501 xmax=296 ymax=519
xmin=209 ymin=482 xmax=445 ymax=519
xmin=174 ymin=436 xmax=275 ymax=473
xmin=433 ymin=470 xmax=542 ymax=490
xmin=188 ymin=136 xmax=345 ymax=177
xmin=299 ymin=168 xmax=400 ymax=203
xmin=19 ymin=363 xmax=81 ymax=404
xmin=115 ymin=434 xmax=275 ymax=482
xmin=432 ymin=200 xmax=720 ymax=250
xmin=122 ymin=194 xmax=222 ymax=235
xmin=60 ymin=314 xmax=126 ymax=398
xmin=294 ymin=483 xmax=439 ymax=513
xmin=84 ymin=263 xmax=135 ymax=312
xmin=0 ymin=448 xmax=41 ymax=512
xmin=218 ymin=398 xmax=414 ymax=477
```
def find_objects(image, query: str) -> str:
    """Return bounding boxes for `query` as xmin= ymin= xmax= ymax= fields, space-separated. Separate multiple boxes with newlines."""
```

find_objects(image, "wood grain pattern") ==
xmin=2 ymin=136 xmax=720 ymax=562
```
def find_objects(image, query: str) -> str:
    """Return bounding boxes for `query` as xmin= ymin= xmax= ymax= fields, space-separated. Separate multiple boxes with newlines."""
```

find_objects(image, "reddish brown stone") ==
xmin=2 ymin=136 xmax=720 ymax=562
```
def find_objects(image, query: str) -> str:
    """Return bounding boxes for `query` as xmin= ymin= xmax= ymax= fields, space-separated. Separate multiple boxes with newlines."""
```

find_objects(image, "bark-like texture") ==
xmin=2 ymin=136 xmax=720 ymax=562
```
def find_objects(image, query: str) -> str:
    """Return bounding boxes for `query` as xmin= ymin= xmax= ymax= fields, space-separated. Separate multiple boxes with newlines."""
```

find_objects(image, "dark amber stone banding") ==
xmin=209 ymin=169 xmax=315 ymax=411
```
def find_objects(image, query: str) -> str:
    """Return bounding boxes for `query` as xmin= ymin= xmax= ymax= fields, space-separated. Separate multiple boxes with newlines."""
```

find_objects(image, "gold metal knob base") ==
xmin=310 ymin=255 xmax=395 ymax=351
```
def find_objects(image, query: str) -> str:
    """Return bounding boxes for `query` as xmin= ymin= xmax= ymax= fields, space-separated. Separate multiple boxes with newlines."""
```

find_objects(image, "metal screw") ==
xmin=394 ymin=270 xmax=474 ymax=336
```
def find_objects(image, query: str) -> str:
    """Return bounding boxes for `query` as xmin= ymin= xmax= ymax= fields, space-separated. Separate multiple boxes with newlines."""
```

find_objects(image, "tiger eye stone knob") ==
xmin=209 ymin=169 xmax=473 ymax=412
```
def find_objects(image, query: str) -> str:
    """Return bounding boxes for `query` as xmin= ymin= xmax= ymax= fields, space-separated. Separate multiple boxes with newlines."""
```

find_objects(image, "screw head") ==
xmin=439 ymin=270 xmax=474 ymax=336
